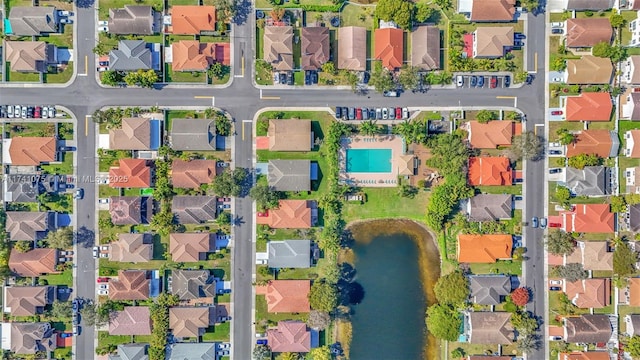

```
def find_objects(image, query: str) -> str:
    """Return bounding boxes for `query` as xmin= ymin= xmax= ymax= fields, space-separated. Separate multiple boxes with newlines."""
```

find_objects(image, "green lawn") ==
xmin=6 ymin=64 xmax=40 ymax=82
xmin=211 ymin=72 xmax=231 ymax=85
xmin=8 ymin=122 xmax=56 ymax=137
xmin=293 ymin=28 xmax=301 ymax=69
xmin=342 ymin=187 xmax=429 ymax=224
xmin=255 ymin=0 xmax=334 ymax=7
xmin=256 ymin=27 xmax=264 ymax=59
xmin=58 ymin=123 xmax=74 ymax=140
xmin=53 ymin=347 xmax=72 ymax=360
xmin=340 ymin=4 xmax=375 ymax=30
xmin=41 ymin=153 xmax=74 ymax=175
xmin=468 ymin=260 xmax=522 ymax=276
xmin=294 ymin=71 xmax=304 ymax=85
xmin=445 ymin=343 xmax=499 ymax=360
xmin=202 ymin=322 xmax=230 ymax=342
xmin=255 ymin=295 xmax=307 ymax=332
xmin=39 ymin=24 xmax=73 ymax=49
xmin=99 ymin=0 xmax=162 ymax=19
xmin=98 ymin=331 xmax=131 ymax=347
xmin=548 ymin=121 xmax=584 ymax=142
xmin=42 ymin=194 xmax=74 ymax=213
xmin=40 ymin=268 xmax=73 ymax=287
xmin=476 ymin=185 xmax=522 ymax=195
xmin=165 ymin=110 xmax=207 ymax=131
xmin=165 ymin=64 xmax=207 ymax=83
xmin=99 ymin=185 xmax=121 ymax=198
xmin=44 ymin=62 xmax=74 ymax=84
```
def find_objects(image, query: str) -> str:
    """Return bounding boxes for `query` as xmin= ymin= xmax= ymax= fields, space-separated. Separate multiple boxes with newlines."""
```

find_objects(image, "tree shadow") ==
xmin=338 ymin=280 xmax=365 ymax=306
xmin=233 ymin=0 xmax=252 ymax=25
xmin=75 ymin=0 xmax=95 ymax=8
xmin=74 ymin=226 xmax=95 ymax=249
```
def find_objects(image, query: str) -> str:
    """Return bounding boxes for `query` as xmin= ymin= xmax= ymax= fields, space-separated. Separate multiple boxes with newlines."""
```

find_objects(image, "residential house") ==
xmin=564 ymin=315 xmax=612 ymax=343
xmin=473 ymin=27 xmax=514 ymax=58
xmin=374 ymin=28 xmax=404 ymax=70
xmin=108 ymin=5 xmax=154 ymax=35
xmin=169 ymin=119 xmax=216 ymax=151
xmin=6 ymin=211 xmax=54 ymax=241
xmin=622 ymin=56 xmax=640 ymax=84
xmin=109 ymin=270 xmax=150 ymax=301
xmin=625 ymin=314 xmax=640 ymax=336
xmin=627 ymin=170 xmax=640 ymax=194
xmin=109 ymin=117 xmax=161 ymax=150
xmin=171 ymin=159 xmax=216 ymax=189
xmin=559 ymin=352 xmax=611 ymax=360
xmin=337 ymin=26 xmax=366 ymax=71
xmin=170 ymin=269 xmax=216 ymax=300
xmin=4 ymin=175 xmax=41 ymax=203
xmin=458 ymin=0 xmax=516 ymax=22
xmin=268 ymin=240 xmax=311 ymax=269
xmin=108 ymin=344 xmax=149 ymax=360
xmin=4 ymin=286 xmax=54 ymax=316
xmin=267 ymin=321 xmax=311 ymax=353
xmin=9 ymin=7 xmax=58 ymax=36
xmin=559 ymin=204 xmax=615 ymax=234
xmin=565 ymin=18 xmax=612 ymax=48
xmin=564 ymin=241 xmax=613 ymax=271
xmin=565 ymin=130 xmax=618 ymax=158
xmin=467 ymin=157 xmax=512 ymax=186
xmin=630 ymin=12 xmax=640 ymax=46
xmin=169 ymin=233 xmax=212 ymax=262
xmin=467 ymin=120 xmax=520 ymax=149
xmin=457 ymin=234 xmax=513 ymax=263
xmin=166 ymin=343 xmax=216 ymax=360
xmin=109 ymin=196 xmax=152 ymax=225
xmin=468 ymin=357 xmax=513 ymax=360
xmin=468 ymin=275 xmax=511 ymax=305
xmin=172 ymin=196 xmax=217 ymax=224
xmin=467 ymin=194 xmax=513 ymax=222
xmin=263 ymin=26 xmax=294 ymax=71
xmin=564 ymin=278 xmax=611 ymax=308
xmin=4 ymin=41 xmax=57 ymax=73
xmin=171 ymin=40 xmax=229 ymax=72
xmin=169 ymin=307 xmax=213 ymax=338
xmin=10 ymin=323 xmax=56 ymax=355
xmin=109 ymin=307 xmax=152 ymax=335
xmin=564 ymin=92 xmax=613 ymax=121
xmin=563 ymin=166 xmax=611 ymax=196
xmin=170 ymin=6 xmax=215 ymax=35
xmin=268 ymin=119 xmax=312 ymax=152
xmin=623 ymin=92 xmax=640 ymax=120
xmin=468 ymin=312 xmax=514 ymax=344
xmin=411 ymin=25 xmax=441 ymax=70
xmin=625 ymin=130 xmax=640 ymax=158
xmin=567 ymin=0 xmax=614 ymax=9
xmin=109 ymin=233 xmax=153 ymax=263
xmin=9 ymin=248 xmax=57 ymax=277
xmin=256 ymin=280 xmax=311 ymax=313
xmin=301 ymin=27 xmax=329 ymax=71
xmin=565 ymin=56 xmax=614 ymax=84
xmin=268 ymin=160 xmax=312 ymax=191
xmin=109 ymin=40 xmax=152 ymax=71
xmin=623 ymin=277 xmax=640 ymax=306
xmin=109 ymin=159 xmax=153 ymax=188
xmin=256 ymin=200 xmax=315 ymax=229
xmin=6 ymin=137 xmax=56 ymax=166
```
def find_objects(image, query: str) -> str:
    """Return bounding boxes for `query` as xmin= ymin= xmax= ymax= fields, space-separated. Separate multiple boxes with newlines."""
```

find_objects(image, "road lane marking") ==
xmin=496 ymin=96 xmax=517 ymax=108
xmin=194 ymin=96 xmax=215 ymax=106
xmin=534 ymin=52 xmax=538 ymax=70
xmin=242 ymin=120 xmax=251 ymax=141
xmin=259 ymin=89 xmax=280 ymax=100
xmin=85 ymin=115 xmax=91 ymax=137
xmin=85 ymin=55 xmax=88 ymax=75
xmin=242 ymin=56 xmax=245 ymax=77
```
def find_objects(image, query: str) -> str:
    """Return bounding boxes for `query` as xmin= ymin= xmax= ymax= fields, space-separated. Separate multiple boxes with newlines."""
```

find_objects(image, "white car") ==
xmin=456 ymin=75 xmax=464 ymax=87
xmin=58 ymin=10 xmax=71 ymax=16
xmin=14 ymin=105 xmax=21 ymax=118
xmin=549 ymin=336 xmax=563 ymax=341
xmin=549 ymin=279 xmax=562 ymax=285
xmin=99 ymin=253 xmax=109 ymax=258
xmin=98 ymin=20 xmax=108 ymax=26
xmin=98 ymin=198 xmax=109 ymax=204
xmin=98 ymin=26 xmax=109 ymax=32
xmin=100 ymin=245 xmax=109 ymax=251
xmin=41 ymin=106 xmax=48 ymax=119
xmin=48 ymin=106 xmax=55 ymax=118
xmin=98 ymin=284 xmax=109 ymax=290
xmin=382 ymin=108 xmax=388 ymax=120
xmin=7 ymin=106 xmax=13 ymax=118
xmin=92 ymin=246 xmax=99 ymax=258
xmin=98 ymin=289 xmax=109 ymax=296
xmin=60 ymin=18 xmax=73 ymax=24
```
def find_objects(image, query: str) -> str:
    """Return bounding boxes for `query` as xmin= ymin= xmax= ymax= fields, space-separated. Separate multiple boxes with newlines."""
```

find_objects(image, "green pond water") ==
xmin=348 ymin=220 xmax=440 ymax=360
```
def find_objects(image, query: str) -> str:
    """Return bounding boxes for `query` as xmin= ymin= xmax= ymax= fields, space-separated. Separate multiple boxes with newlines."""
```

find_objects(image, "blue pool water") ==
xmin=346 ymin=149 xmax=392 ymax=173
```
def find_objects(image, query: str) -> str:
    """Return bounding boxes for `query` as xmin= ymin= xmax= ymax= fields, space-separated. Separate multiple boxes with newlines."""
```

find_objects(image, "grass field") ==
xmin=255 ymin=295 xmax=307 ymax=332
xmin=40 ymin=268 xmax=73 ymax=287
xmin=6 ymin=63 xmax=40 ymax=82
xmin=39 ymin=25 xmax=73 ymax=49
xmin=41 ymin=153 xmax=74 ymax=175
xmin=469 ymin=260 xmax=522 ymax=276
xmin=476 ymin=184 xmax=522 ymax=195
xmin=202 ymin=322 xmax=231 ymax=341
xmin=343 ymin=187 xmax=429 ymax=224
xmin=58 ymin=123 xmax=74 ymax=140
xmin=8 ymin=122 xmax=56 ymax=137
xmin=165 ymin=64 xmax=207 ymax=83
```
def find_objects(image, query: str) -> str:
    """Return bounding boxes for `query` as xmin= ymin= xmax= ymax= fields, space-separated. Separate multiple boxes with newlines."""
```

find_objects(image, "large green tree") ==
xmin=44 ymin=227 xmax=74 ymax=249
xmin=425 ymin=304 xmax=461 ymax=341
xmin=426 ymin=133 xmax=469 ymax=176
xmin=309 ymin=280 xmax=338 ymax=312
xmin=556 ymin=128 xmax=575 ymax=145
xmin=628 ymin=336 xmax=640 ymax=358
xmin=546 ymin=229 xmax=575 ymax=256
xmin=374 ymin=0 xmax=416 ymax=30
xmin=397 ymin=65 xmax=420 ymax=90
xmin=414 ymin=2 xmax=434 ymax=23
xmin=476 ymin=110 xmax=498 ymax=123
xmin=434 ymin=271 xmax=469 ymax=305
xmin=508 ymin=131 xmax=544 ymax=161
xmin=307 ymin=346 xmax=331 ymax=360
xmin=211 ymin=168 xmax=247 ymax=197
xmin=252 ymin=345 xmax=271 ymax=360
xmin=614 ymin=242 xmax=637 ymax=277
xmin=370 ymin=65 xmax=395 ymax=93
xmin=511 ymin=311 xmax=538 ymax=335
xmin=250 ymin=184 xmax=280 ymax=211
xmin=556 ymin=263 xmax=589 ymax=282
xmin=49 ymin=300 xmax=72 ymax=319
xmin=426 ymin=174 xmax=474 ymax=231
xmin=568 ymin=153 xmax=602 ymax=169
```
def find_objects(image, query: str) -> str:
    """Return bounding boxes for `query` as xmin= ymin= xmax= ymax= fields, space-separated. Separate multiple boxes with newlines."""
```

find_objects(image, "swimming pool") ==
xmin=346 ymin=149 xmax=392 ymax=173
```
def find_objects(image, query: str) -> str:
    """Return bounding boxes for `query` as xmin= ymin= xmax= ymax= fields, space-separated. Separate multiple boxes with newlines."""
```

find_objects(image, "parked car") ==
xmin=223 ymin=204 xmax=231 ymax=209
xmin=98 ymin=198 xmax=109 ymax=204
xmin=356 ymin=108 xmax=362 ymax=120
xmin=376 ymin=108 xmax=382 ymax=120
xmin=504 ymin=75 xmax=510 ymax=88
xmin=60 ymin=18 xmax=73 ymax=24
xmin=98 ymin=20 xmax=108 ymax=26
xmin=98 ymin=284 xmax=109 ymax=290
xmin=7 ymin=105 xmax=13 ymax=118
xmin=310 ymin=71 xmax=318 ymax=84
xmin=470 ymin=76 xmax=477 ymax=87
xmin=456 ymin=75 xmax=464 ymax=87
xmin=100 ymin=245 xmax=109 ymax=251
xmin=92 ymin=247 xmax=99 ymax=258
xmin=335 ymin=107 xmax=342 ymax=119
xmin=72 ymin=314 xmax=79 ymax=326
xmin=383 ymin=90 xmax=398 ymax=97
xmin=48 ymin=107 xmax=55 ymax=118
xmin=490 ymin=76 xmax=498 ymax=88
xmin=72 ymin=299 xmax=79 ymax=312
xmin=347 ymin=107 xmax=355 ymax=120
xmin=550 ymin=279 xmax=562 ymax=285
xmin=395 ymin=107 xmax=402 ymax=119
xmin=477 ymin=76 xmax=484 ymax=88
xmin=287 ymin=72 xmax=293 ymax=85
xmin=27 ymin=107 xmax=34 ymax=118
xmin=525 ymin=74 xmax=534 ymax=85
xmin=369 ymin=108 xmax=375 ymax=119
xmin=98 ymin=290 xmax=109 ymax=296
xmin=531 ymin=216 xmax=539 ymax=228
xmin=60 ymin=251 xmax=73 ymax=256
xmin=34 ymin=106 xmax=42 ymax=118
xmin=98 ymin=61 xmax=109 ymax=67
xmin=549 ymin=168 xmax=562 ymax=174
xmin=549 ymin=286 xmax=562 ymax=291
xmin=514 ymin=40 xmax=524 ymax=47
xmin=382 ymin=108 xmax=388 ymax=120
xmin=551 ymin=110 xmax=563 ymax=115
xmin=514 ymin=33 xmax=526 ymax=39
xmin=220 ymin=343 xmax=231 ymax=349
xmin=256 ymin=339 xmax=268 ymax=345
xmin=97 ymin=277 xmax=110 ymax=283
xmin=58 ymin=287 xmax=72 ymax=293
xmin=58 ymin=10 xmax=71 ymax=16
xmin=551 ymin=22 xmax=563 ymax=28
xmin=305 ymin=71 xmax=311 ymax=85
xmin=551 ymin=28 xmax=563 ymax=34
xmin=98 ymin=26 xmax=109 ymax=32
xmin=341 ymin=107 xmax=348 ymax=119
xmin=402 ymin=108 xmax=409 ymax=119
xmin=72 ymin=325 xmax=79 ymax=336
xmin=362 ymin=107 xmax=368 ymax=120
xmin=74 ymin=188 xmax=84 ymax=199
xmin=21 ymin=107 xmax=27 ymax=118
xmin=279 ymin=73 xmax=286 ymax=84
xmin=388 ymin=107 xmax=395 ymax=120
xmin=540 ymin=218 xmax=547 ymax=228
xmin=549 ymin=150 xmax=562 ymax=155
xmin=217 ymin=161 xmax=229 ymax=168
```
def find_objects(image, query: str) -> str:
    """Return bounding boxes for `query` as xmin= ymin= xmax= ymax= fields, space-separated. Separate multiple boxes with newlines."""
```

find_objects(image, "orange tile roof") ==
xmin=171 ymin=159 xmax=216 ymax=189
xmin=256 ymin=200 xmax=312 ymax=229
xmin=374 ymin=28 xmax=404 ymax=70
xmin=470 ymin=0 xmax=516 ymax=21
xmin=560 ymin=204 xmax=615 ymax=233
xmin=564 ymin=278 xmax=610 ymax=308
xmin=468 ymin=121 xmax=521 ymax=148
xmin=8 ymin=137 xmax=56 ymax=166
xmin=109 ymin=270 xmax=150 ymax=301
xmin=457 ymin=234 xmax=513 ymax=263
xmin=256 ymin=280 xmax=310 ymax=313
xmin=171 ymin=6 xmax=215 ymax=35
xmin=8 ymin=248 xmax=57 ymax=277
xmin=628 ymin=277 xmax=640 ymax=306
xmin=171 ymin=41 xmax=215 ymax=72
xmin=566 ymin=130 xmax=614 ymax=158
xmin=467 ymin=157 xmax=512 ymax=186
xmin=565 ymin=92 xmax=613 ymax=121
xmin=559 ymin=352 xmax=611 ymax=360
xmin=109 ymin=159 xmax=152 ymax=188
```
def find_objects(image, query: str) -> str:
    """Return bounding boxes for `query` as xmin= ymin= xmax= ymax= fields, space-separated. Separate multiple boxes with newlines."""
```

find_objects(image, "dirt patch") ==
xmin=407 ymin=143 xmax=442 ymax=187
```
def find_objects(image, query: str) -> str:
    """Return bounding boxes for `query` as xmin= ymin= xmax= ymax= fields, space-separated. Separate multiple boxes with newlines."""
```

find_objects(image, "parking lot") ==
xmin=334 ymin=106 xmax=411 ymax=121
xmin=454 ymin=74 xmax=512 ymax=89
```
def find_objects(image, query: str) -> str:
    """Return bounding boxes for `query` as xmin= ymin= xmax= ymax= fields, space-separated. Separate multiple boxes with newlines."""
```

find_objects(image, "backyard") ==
xmin=255 ymin=295 xmax=307 ymax=333
xmin=202 ymin=322 xmax=231 ymax=342
xmin=165 ymin=64 xmax=207 ymax=83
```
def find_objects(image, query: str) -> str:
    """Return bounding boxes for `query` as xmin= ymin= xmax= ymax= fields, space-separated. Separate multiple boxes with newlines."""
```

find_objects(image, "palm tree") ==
xmin=359 ymin=120 xmax=381 ymax=136
xmin=556 ymin=128 xmax=575 ymax=145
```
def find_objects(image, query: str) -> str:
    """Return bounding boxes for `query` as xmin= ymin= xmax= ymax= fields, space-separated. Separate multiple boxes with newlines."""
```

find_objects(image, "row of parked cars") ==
xmin=455 ymin=75 xmax=510 ymax=88
xmin=0 ymin=105 xmax=56 ymax=119
xmin=335 ymin=107 xmax=410 ymax=121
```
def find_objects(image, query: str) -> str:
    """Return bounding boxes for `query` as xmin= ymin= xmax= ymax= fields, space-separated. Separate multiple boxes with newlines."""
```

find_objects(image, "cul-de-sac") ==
xmin=4 ymin=0 xmax=640 ymax=359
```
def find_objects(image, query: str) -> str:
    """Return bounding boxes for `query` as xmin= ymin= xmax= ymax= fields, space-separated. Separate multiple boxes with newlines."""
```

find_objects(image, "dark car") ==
xmin=549 ymin=286 xmax=561 ymax=291
xmin=311 ymin=71 xmax=318 ymax=84
xmin=279 ymin=73 xmax=286 ymax=84
xmin=342 ymin=107 xmax=348 ymax=119
xmin=490 ymin=76 xmax=498 ymax=88
xmin=549 ymin=168 xmax=562 ymax=174
xmin=369 ymin=108 xmax=376 ymax=119
xmin=515 ymin=33 xmax=526 ymax=39
xmin=551 ymin=28 xmax=563 ymax=34
xmin=477 ymin=76 xmax=485 ymax=87
xmin=257 ymin=339 xmax=267 ymax=345
xmin=549 ymin=150 xmax=562 ymax=155
xmin=362 ymin=107 xmax=369 ymax=120
xmin=305 ymin=72 xmax=311 ymax=85
xmin=335 ymin=107 xmax=342 ymax=118
xmin=347 ymin=108 xmax=355 ymax=120
xmin=287 ymin=72 xmax=294 ymax=85
xmin=470 ymin=76 xmax=477 ymax=87
xmin=525 ymin=74 xmax=534 ymax=85
xmin=504 ymin=75 xmax=511 ymax=88
xmin=99 ymin=61 xmax=109 ymax=67
xmin=514 ymin=41 xmax=524 ymax=47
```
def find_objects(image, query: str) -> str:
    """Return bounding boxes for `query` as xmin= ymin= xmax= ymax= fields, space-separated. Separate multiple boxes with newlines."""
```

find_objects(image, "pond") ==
xmin=347 ymin=220 xmax=441 ymax=360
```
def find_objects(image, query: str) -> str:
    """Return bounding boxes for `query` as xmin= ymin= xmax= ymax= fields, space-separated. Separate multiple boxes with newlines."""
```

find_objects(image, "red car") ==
xmin=34 ymin=106 xmax=41 ymax=118
xmin=356 ymin=108 xmax=362 ymax=120
xmin=395 ymin=108 xmax=402 ymax=119
xmin=97 ymin=277 xmax=109 ymax=283
xmin=549 ymin=223 xmax=561 ymax=228
xmin=257 ymin=211 xmax=268 ymax=217
xmin=490 ymin=76 xmax=498 ymax=88
xmin=551 ymin=110 xmax=563 ymax=115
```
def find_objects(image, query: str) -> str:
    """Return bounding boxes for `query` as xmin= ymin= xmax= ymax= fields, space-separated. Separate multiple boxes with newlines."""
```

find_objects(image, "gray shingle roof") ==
xmin=166 ymin=343 xmax=216 ymax=360
xmin=109 ymin=40 xmax=152 ymax=71
xmin=565 ymin=166 xmax=611 ymax=196
xmin=171 ymin=270 xmax=216 ymax=300
xmin=5 ymin=175 xmax=41 ymax=202
xmin=567 ymin=0 xmax=614 ymax=9
xmin=10 ymin=322 xmax=56 ymax=355
xmin=170 ymin=119 xmax=216 ymax=151
xmin=564 ymin=314 xmax=612 ymax=343
xmin=630 ymin=204 xmax=640 ymax=232
xmin=9 ymin=7 xmax=57 ymax=36
xmin=468 ymin=194 xmax=513 ymax=221
xmin=172 ymin=196 xmax=217 ymax=224
xmin=468 ymin=312 xmax=514 ymax=344
xmin=108 ymin=344 xmax=149 ymax=360
xmin=268 ymin=160 xmax=311 ymax=191
xmin=108 ymin=5 xmax=154 ymax=35
xmin=469 ymin=275 xmax=512 ymax=305
xmin=268 ymin=240 xmax=311 ymax=269
xmin=6 ymin=211 xmax=52 ymax=241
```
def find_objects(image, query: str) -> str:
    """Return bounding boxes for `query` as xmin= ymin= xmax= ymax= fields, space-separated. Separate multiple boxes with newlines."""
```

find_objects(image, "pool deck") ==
xmin=339 ymin=135 xmax=406 ymax=188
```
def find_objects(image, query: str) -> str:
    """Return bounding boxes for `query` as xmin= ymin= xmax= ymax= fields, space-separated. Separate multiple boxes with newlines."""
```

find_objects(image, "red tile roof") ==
xmin=565 ymin=92 xmax=613 ymax=121
xmin=559 ymin=352 xmax=611 ymax=360
xmin=8 ymin=137 xmax=56 ymax=166
xmin=9 ymin=248 xmax=57 ymax=277
xmin=566 ymin=130 xmax=614 ymax=158
xmin=256 ymin=200 xmax=312 ymax=229
xmin=467 ymin=157 xmax=512 ymax=186
xmin=468 ymin=121 xmax=521 ymax=148
xmin=256 ymin=280 xmax=310 ymax=313
xmin=170 ymin=6 xmax=215 ymax=35
xmin=628 ymin=278 xmax=640 ymax=306
xmin=457 ymin=234 xmax=513 ymax=263
xmin=374 ymin=28 xmax=404 ymax=70
xmin=564 ymin=278 xmax=611 ymax=308
xmin=560 ymin=204 xmax=615 ymax=233
xmin=109 ymin=159 xmax=152 ymax=188
xmin=267 ymin=321 xmax=311 ymax=353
